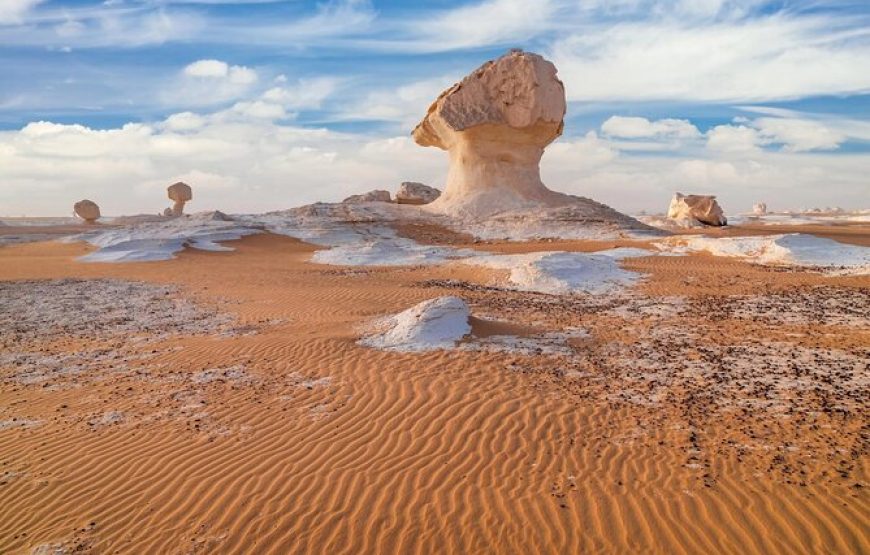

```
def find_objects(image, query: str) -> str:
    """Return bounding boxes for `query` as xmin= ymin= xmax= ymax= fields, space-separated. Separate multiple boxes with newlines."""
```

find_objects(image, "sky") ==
xmin=0 ymin=0 xmax=869 ymax=217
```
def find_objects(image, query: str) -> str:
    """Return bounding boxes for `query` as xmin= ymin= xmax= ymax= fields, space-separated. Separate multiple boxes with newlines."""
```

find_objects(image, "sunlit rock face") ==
xmin=412 ymin=49 xmax=572 ymax=218
xmin=667 ymin=193 xmax=728 ymax=227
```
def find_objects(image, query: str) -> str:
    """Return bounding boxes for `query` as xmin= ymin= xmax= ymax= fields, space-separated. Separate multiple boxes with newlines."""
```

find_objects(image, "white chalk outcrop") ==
xmin=167 ymin=182 xmax=193 ymax=216
xmin=395 ymin=182 xmax=441 ymax=205
xmin=359 ymin=296 xmax=471 ymax=352
xmin=73 ymin=200 xmax=101 ymax=224
xmin=410 ymin=49 xmax=655 ymax=239
xmin=72 ymin=211 xmax=259 ymax=262
xmin=464 ymin=248 xmax=648 ymax=294
xmin=413 ymin=50 xmax=574 ymax=218
xmin=753 ymin=202 xmax=767 ymax=216
xmin=667 ymin=193 xmax=727 ymax=227
xmin=658 ymin=233 xmax=870 ymax=274
xmin=343 ymin=190 xmax=392 ymax=204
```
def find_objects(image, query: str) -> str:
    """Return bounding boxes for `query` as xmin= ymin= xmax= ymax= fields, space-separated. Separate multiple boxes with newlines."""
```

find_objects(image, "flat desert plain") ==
xmin=0 ymin=223 xmax=867 ymax=554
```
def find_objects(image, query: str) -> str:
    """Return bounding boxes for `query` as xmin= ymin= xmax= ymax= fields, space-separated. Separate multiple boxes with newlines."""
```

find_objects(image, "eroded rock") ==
xmin=167 ymin=182 xmax=193 ymax=216
xmin=412 ymin=49 xmax=572 ymax=217
xmin=343 ymin=190 xmax=392 ymax=204
xmin=73 ymin=199 xmax=101 ymax=224
xmin=667 ymin=193 xmax=727 ymax=227
xmin=395 ymin=182 xmax=441 ymax=205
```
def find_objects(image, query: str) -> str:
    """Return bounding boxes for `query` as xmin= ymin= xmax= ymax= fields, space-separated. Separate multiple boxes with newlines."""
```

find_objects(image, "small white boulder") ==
xmin=667 ymin=192 xmax=727 ymax=227
xmin=359 ymin=296 xmax=471 ymax=352
xmin=395 ymin=182 xmax=441 ymax=205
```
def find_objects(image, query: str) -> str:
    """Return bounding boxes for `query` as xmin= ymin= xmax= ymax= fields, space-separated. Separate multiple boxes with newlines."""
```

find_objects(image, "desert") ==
xmin=2 ymin=8 xmax=869 ymax=555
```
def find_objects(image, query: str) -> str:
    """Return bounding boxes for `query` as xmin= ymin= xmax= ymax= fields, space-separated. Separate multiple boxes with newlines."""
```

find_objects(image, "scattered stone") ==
xmin=395 ymin=182 xmax=440 ymax=205
xmin=343 ymin=190 xmax=392 ymax=204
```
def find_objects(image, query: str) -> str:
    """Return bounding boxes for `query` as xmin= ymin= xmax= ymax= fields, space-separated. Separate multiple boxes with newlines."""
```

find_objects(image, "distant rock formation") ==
xmin=395 ymin=182 xmax=441 ymax=205
xmin=343 ymin=190 xmax=392 ymax=204
xmin=753 ymin=202 xmax=767 ymax=215
xmin=73 ymin=199 xmax=101 ymax=224
xmin=667 ymin=193 xmax=727 ymax=227
xmin=167 ymin=182 xmax=192 ymax=216
xmin=412 ymin=49 xmax=575 ymax=218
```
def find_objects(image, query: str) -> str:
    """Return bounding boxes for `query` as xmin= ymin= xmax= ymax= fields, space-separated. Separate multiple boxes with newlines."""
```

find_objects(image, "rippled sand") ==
xmin=1 ymin=229 xmax=867 ymax=554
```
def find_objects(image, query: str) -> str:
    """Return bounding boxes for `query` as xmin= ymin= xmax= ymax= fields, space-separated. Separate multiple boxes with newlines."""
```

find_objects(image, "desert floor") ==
xmin=1 ymin=226 xmax=867 ymax=554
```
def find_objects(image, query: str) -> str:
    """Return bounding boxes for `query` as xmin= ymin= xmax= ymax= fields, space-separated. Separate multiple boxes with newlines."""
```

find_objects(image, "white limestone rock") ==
xmin=359 ymin=296 xmax=471 ymax=352
xmin=667 ymin=193 xmax=727 ymax=227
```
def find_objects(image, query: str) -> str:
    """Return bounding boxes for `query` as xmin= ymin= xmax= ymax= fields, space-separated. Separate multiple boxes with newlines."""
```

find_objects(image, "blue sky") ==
xmin=1 ymin=0 xmax=869 ymax=216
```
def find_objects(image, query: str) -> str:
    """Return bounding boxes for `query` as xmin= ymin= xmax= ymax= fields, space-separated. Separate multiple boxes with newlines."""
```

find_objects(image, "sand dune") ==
xmin=1 ymin=232 xmax=868 ymax=554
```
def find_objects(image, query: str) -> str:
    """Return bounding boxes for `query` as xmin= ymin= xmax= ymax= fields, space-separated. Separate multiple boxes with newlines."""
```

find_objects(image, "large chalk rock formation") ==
xmin=668 ymin=193 xmax=727 ymax=227
xmin=413 ymin=49 xmax=577 ymax=218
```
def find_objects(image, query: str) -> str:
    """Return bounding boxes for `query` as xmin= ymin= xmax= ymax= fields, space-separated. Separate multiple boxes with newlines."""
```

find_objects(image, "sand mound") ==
xmin=359 ymin=296 xmax=471 ymax=352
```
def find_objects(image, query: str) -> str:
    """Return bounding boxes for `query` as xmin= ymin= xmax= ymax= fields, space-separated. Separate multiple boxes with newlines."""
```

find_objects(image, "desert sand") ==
xmin=0 ymin=221 xmax=867 ymax=554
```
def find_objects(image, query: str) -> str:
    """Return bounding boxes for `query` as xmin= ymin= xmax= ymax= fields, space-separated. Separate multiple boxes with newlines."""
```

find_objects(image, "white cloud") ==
xmin=163 ymin=59 xmax=259 ymax=107
xmin=401 ymin=0 xmax=557 ymax=51
xmin=162 ymin=111 xmax=206 ymax=132
xmin=706 ymin=124 xmax=763 ymax=153
xmin=230 ymin=100 xmax=286 ymax=120
xmin=183 ymin=59 xmax=229 ymax=78
xmin=0 ymin=0 xmax=44 ymax=24
xmin=550 ymin=15 xmax=870 ymax=102
xmin=601 ymin=116 xmax=700 ymax=140
xmin=261 ymin=77 xmax=341 ymax=110
xmin=707 ymin=114 xmax=849 ymax=153
xmin=339 ymin=76 xmax=458 ymax=127
xmin=183 ymin=59 xmax=257 ymax=84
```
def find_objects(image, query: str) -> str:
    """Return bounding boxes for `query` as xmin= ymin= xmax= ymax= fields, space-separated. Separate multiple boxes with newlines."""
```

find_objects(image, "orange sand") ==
xmin=1 ymin=232 xmax=868 ymax=554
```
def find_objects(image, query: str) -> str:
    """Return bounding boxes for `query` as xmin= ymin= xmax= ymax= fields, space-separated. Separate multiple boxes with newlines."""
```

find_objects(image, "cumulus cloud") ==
xmin=183 ymin=59 xmax=258 ymax=84
xmin=706 ymin=124 xmax=764 ymax=153
xmin=707 ymin=114 xmax=848 ymax=153
xmin=753 ymin=117 xmax=845 ymax=152
xmin=601 ymin=116 xmax=700 ymax=140
xmin=162 ymin=59 xmax=259 ymax=107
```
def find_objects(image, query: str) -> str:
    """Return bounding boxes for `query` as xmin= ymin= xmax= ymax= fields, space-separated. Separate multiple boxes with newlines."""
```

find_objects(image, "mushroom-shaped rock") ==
xmin=395 ymin=182 xmax=441 ymax=205
xmin=343 ymin=190 xmax=392 ymax=204
xmin=667 ymin=193 xmax=727 ymax=227
xmin=753 ymin=202 xmax=767 ymax=215
xmin=412 ymin=49 xmax=569 ymax=217
xmin=73 ymin=199 xmax=101 ymax=224
xmin=167 ymin=182 xmax=192 ymax=216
